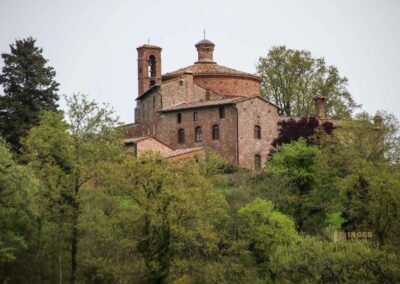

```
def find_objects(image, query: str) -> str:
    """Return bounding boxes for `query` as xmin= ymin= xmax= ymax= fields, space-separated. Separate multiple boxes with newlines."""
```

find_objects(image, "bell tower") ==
xmin=137 ymin=44 xmax=162 ymax=96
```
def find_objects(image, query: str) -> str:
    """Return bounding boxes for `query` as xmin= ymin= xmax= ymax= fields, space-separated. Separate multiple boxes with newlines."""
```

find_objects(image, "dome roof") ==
xmin=162 ymin=62 xmax=260 ymax=81
xmin=195 ymin=39 xmax=215 ymax=46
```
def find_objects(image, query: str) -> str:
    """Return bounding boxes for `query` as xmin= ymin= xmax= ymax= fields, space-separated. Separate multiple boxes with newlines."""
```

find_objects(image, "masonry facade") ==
xmin=123 ymin=38 xmax=325 ymax=169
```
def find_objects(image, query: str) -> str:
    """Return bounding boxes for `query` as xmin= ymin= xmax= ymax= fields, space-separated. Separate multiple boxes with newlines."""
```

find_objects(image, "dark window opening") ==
xmin=177 ymin=113 xmax=182 ymax=124
xmin=148 ymin=55 xmax=156 ymax=78
xmin=212 ymin=125 xmax=219 ymax=140
xmin=195 ymin=127 xmax=202 ymax=142
xmin=254 ymin=125 xmax=261 ymax=139
xmin=254 ymin=154 xmax=261 ymax=170
xmin=193 ymin=112 xmax=198 ymax=121
xmin=178 ymin=129 xmax=185 ymax=144
xmin=152 ymin=96 xmax=155 ymax=109
xmin=219 ymin=106 xmax=225 ymax=119
xmin=149 ymin=80 xmax=156 ymax=87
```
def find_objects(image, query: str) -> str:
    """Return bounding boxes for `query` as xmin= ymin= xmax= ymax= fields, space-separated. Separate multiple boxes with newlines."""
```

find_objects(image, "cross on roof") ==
xmin=203 ymin=29 xmax=206 ymax=39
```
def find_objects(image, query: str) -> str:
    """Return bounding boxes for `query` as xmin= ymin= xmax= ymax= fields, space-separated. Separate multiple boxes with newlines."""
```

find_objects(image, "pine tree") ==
xmin=0 ymin=37 xmax=59 ymax=152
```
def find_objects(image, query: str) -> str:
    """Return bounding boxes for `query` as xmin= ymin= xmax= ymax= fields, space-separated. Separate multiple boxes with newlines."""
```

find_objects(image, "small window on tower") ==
xmin=177 ymin=113 xmax=182 ymax=124
xmin=193 ymin=112 xmax=198 ymax=121
xmin=219 ymin=106 xmax=225 ymax=119
xmin=254 ymin=125 xmax=261 ymax=139
xmin=148 ymin=55 xmax=156 ymax=78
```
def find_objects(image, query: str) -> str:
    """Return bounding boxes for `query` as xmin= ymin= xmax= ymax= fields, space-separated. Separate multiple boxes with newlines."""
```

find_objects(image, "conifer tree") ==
xmin=0 ymin=37 xmax=59 ymax=152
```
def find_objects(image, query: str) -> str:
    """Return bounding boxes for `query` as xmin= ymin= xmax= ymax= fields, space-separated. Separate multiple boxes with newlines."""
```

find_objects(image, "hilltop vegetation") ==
xmin=1 ymin=38 xmax=400 ymax=283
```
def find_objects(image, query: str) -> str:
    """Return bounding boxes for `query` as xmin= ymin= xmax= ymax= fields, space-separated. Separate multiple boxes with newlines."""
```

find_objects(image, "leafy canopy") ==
xmin=257 ymin=45 xmax=359 ymax=118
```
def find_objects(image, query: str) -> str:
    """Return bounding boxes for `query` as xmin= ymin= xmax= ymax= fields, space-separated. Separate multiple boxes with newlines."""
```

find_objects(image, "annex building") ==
xmin=122 ymin=38 xmax=327 ymax=169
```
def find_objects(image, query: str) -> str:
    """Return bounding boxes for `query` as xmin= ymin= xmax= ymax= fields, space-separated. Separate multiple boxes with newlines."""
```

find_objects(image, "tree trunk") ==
xmin=70 ymin=170 xmax=80 ymax=284
xmin=70 ymin=203 xmax=79 ymax=284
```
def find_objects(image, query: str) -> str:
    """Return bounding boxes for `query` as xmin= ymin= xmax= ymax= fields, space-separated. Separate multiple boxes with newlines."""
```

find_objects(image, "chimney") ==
xmin=184 ymin=71 xmax=194 ymax=102
xmin=314 ymin=96 xmax=326 ymax=118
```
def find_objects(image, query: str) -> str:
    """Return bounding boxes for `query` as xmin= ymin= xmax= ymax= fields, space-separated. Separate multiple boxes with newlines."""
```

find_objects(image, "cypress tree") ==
xmin=0 ymin=37 xmax=59 ymax=152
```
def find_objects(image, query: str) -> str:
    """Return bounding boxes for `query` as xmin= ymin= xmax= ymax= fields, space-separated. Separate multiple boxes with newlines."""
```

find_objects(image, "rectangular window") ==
xmin=219 ymin=106 xmax=225 ymax=119
xmin=195 ymin=127 xmax=202 ymax=142
xmin=177 ymin=113 xmax=182 ymax=124
xmin=193 ymin=112 xmax=198 ymax=121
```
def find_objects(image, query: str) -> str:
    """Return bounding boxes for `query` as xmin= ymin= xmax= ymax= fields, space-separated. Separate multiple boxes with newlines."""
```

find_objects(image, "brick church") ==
xmin=123 ymin=38 xmax=327 ymax=169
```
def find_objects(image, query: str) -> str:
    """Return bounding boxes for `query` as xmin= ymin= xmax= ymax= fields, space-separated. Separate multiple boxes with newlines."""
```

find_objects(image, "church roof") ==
xmin=162 ymin=63 xmax=260 ymax=81
xmin=159 ymin=97 xmax=247 ymax=112
xmin=162 ymin=147 xmax=204 ymax=159
xmin=159 ymin=96 xmax=280 ymax=113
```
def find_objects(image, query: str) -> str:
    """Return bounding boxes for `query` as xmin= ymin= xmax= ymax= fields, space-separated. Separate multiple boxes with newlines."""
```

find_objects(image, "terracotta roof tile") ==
xmin=159 ymin=97 xmax=247 ymax=112
xmin=162 ymin=63 xmax=260 ymax=81
xmin=162 ymin=147 xmax=204 ymax=159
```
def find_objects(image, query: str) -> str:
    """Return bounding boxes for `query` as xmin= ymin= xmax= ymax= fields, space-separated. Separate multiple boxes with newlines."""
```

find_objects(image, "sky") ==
xmin=0 ymin=0 xmax=399 ymax=123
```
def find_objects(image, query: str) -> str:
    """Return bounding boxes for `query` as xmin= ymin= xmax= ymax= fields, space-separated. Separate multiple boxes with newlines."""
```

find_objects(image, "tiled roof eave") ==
xmin=162 ymin=72 xmax=260 ymax=81
xmin=158 ymin=101 xmax=238 ymax=113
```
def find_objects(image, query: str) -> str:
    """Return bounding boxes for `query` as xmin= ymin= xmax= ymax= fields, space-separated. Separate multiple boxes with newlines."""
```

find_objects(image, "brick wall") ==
xmin=136 ymin=138 xmax=172 ymax=157
xmin=155 ymin=105 xmax=238 ymax=165
xmin=194 ymin=76 xmax=260 ymax=97
xmin=120 ymin=123 xmax=144 ymax=138
xmin=236 ymin=97 xmax=278 ymax=169
xmin=137 ymin=77 xmax=224 ymax=137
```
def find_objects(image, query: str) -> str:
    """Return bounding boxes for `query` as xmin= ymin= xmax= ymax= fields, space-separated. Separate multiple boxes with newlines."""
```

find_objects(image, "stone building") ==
xmin=123 ymin=38 xmax=326 ymax=169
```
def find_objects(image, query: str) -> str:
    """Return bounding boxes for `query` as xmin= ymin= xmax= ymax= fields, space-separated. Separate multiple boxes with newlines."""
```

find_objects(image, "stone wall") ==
xmin=155 ymin=105 xmax=238 ymax=165
xmin=194 ymin=75 xmax=260 ymax=97
xmin=136 ymin=138 xmax=172 ymax=157
xmin=236 ymin=97 xmax=278 ymax=169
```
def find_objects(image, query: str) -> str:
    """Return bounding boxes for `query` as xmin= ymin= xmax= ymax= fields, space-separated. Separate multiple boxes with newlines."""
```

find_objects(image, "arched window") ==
xmin=148 ymin=55 xmax=156 ymax=78
xmin=254 ymin=125 xmax=261 ymax=139
xmin=195 ymin=127 xmax=202 ymax=142
xmin=254 ymin=154 xmax=261 ymax=170
xmin=178 ymin=129 xmax=185 ymax=144
xmin=212 ymin=125 xmax=219 ymax=140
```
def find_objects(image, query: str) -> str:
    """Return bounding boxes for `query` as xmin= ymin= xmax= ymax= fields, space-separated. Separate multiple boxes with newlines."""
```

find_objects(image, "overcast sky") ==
xmin=1 ymin=0 xmax=399 ymax=123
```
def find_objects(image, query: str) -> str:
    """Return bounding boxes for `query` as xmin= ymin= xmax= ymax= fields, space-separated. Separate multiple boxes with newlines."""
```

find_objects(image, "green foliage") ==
xmin=257 ymin=45 xmax=359 ymax=118
xmin=238 ymin=198 xmax=298 ymax=279
xmin=0 ymin=140 xmax=38 ymax=281
xmin=266 ymin=139 xmax=339 ymax=233
xmin=341 ymin=161 xmax=400 ymax=248
xmin=0 ymin=37 xmax=59 ymax=152
xmin=119 ymin=155 xmax=230 ymax=283
xmin=271 ymin=237 xmax=400 ymax=283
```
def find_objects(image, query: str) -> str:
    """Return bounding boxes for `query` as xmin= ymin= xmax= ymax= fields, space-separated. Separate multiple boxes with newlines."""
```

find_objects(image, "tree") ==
xmin=23 ymin=94 xmax=121 ymax=284
xmin=271 ymin=237 xmax=400 ymax=283
xmin=257 ymin=46 xmax=359 ymax=118
xmin=340 ymin=161 xmax=400 ymax=248
xmin=266 ymin=139 xmax=339 ymax=233
xmin=273 ymin=117 xmax=334 ymax=147
xmin=0 ymin=37 xmax=59 ymax=152
xmin=237 ymin=198 xmax=298 ymax=280
xmin=0 ymin=140 xmax=38 ymax=282
xmin=112 ymin=155 xmax=230 ymax=283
